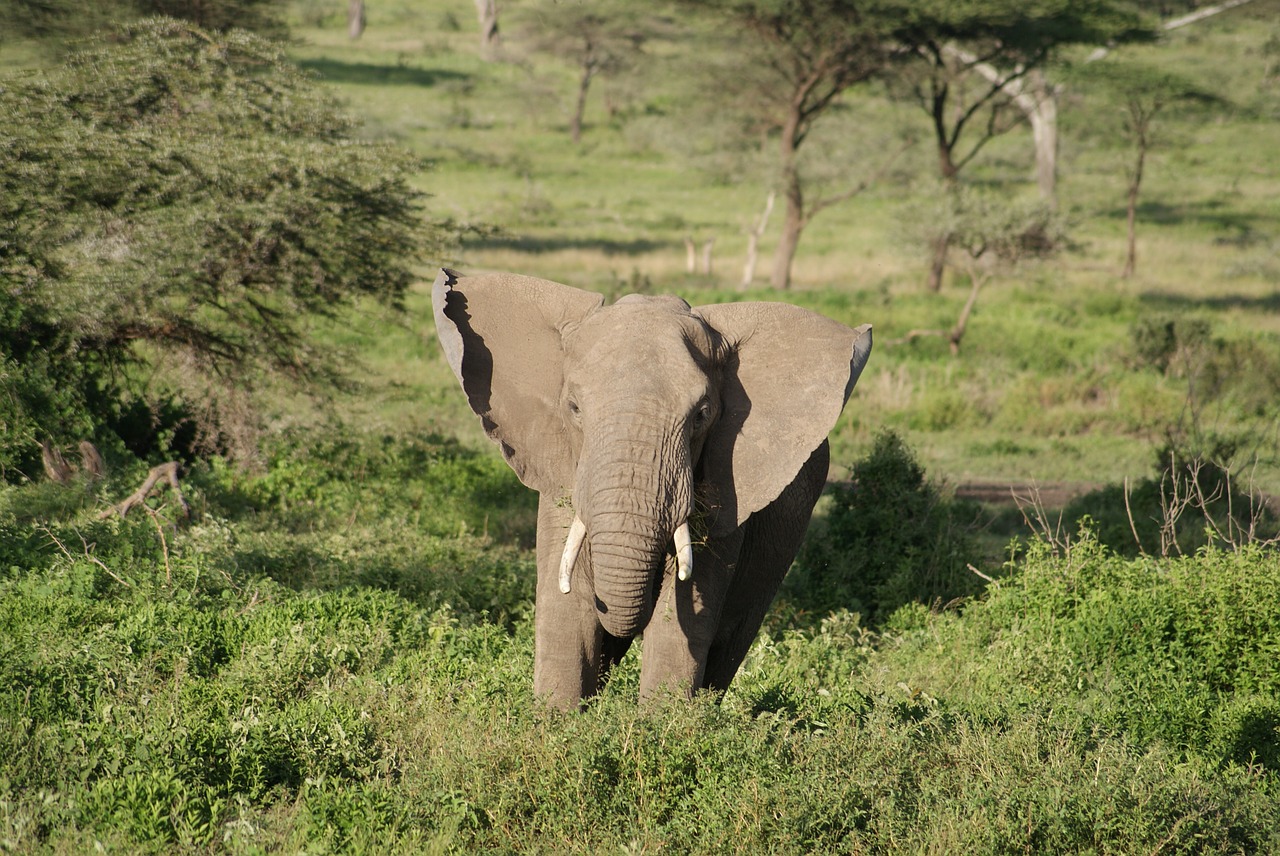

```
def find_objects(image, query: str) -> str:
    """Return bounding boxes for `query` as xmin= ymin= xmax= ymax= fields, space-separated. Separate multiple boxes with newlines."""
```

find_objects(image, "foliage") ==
xmin=903 ymin=185 xmax=1070 ymax=283
xmin=0 ymin=18 xmax=432 ymax=476
xmin=0 ymin=0 xmax=289 ymax=46
xmin=134 ymin=0 xmax=289 ymax=36
xmin=785 ymin=430 xmax=984 ymax=623
xmin=944 ymin=187 xmax=1071 ymax=265
xmin=887 ymin=0 xmax=1155 ymax=179
xmin=889 ymin=531 xmax=1280 ymax=773
xmin=2 ymin=441 xmax=1279 ymax=852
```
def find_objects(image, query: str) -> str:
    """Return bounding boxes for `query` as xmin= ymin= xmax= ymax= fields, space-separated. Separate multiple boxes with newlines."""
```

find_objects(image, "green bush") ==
xmin=881 ymin=530 xmax=1280 ymax=772
xmin=785 ymin=431 xmax=985 ymax=623
xmin=1 ymin=18 xmax=434 ymax=474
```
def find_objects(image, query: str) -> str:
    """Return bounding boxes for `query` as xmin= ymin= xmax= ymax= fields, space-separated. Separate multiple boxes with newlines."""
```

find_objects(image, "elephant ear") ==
xmin=694 ymin=302 xmax=872 ymax=536
xmin=432 ymin=268 xmax=604 ymax=493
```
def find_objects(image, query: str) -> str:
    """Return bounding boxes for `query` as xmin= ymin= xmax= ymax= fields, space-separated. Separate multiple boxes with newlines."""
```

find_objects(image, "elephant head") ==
xmin=432 ymin=269 xmax=871 ymax=641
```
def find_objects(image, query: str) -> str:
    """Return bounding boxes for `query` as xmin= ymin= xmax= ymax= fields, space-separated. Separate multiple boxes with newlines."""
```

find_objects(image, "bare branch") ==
xmin=99 ymin=462 xmax=189 ymax=520
xmin=1123 ymin=477 xmax=1149 ymax=556
xmin=806 ymin=136 xmax=915 ymax=223
xmin=41 ymin=525 xmax=133 ymax=588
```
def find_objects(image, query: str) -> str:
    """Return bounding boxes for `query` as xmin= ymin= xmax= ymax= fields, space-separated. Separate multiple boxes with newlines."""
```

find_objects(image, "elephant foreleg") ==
xmin=637 ymin=529 xmax=743 ymax=700
xmin=534 ymin=497 xmax=610 ymax=709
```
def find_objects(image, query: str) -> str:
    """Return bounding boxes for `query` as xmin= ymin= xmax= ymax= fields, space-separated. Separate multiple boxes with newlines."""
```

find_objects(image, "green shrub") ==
xmin=1 ymin=18 xmax=433 ymax=473
xmin=784 ymin=431 xmax=985 ymax=624
xmin=2 ymin=469 xmax=1279 ymax=852
xmin=1130 ymin=314 xmax=1213 ymax=373
xmin=880 ymin=530 xmax=1280 ymax=773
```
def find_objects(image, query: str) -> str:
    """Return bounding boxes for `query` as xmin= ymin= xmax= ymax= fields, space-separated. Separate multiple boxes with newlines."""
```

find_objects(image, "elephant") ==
xmin=431 ymin=268 xmax=872 ymax=708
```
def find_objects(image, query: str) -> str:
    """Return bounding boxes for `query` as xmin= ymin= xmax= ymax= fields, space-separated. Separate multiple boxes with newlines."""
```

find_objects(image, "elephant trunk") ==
xmin=569 ymin=429 xmax=693 ymax=639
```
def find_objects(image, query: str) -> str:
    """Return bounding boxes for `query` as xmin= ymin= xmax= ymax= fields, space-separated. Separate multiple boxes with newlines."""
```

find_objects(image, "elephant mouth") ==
xmin=557 ymin=514 xmax=694 ymax=595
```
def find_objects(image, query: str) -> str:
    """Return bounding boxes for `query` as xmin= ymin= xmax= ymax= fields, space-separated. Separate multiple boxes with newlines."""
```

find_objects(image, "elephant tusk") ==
xmin=674 ymin=521 xmax=694 ymax=582
xmin=559 ymin=515 xmax=587 ymax=594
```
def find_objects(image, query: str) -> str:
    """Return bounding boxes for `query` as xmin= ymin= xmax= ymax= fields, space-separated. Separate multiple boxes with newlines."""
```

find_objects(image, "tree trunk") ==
xmin=347 ymin=0 xmax=365 ymax=40
xmin=740 ymin=190 xmax=775 ymax=290
xmin=684 ymin=237 xmax=697 ymax=274
xmin=1123 ymin=142 xmax=1145 ymax=278
xmin=570 ymin=62 xmax=595 ymax=144
xmin=927 ymin=235 xmax=949 ymax=292
xmin=701 ymin=238 xmax=715 ymax=276
xmin=474 ymin=0 xmax=500 ymax=59
xmin=769 ymin=122 xmax=806 ymax=291
xmin=937 ymin=145 xmax=959 ymax=183
xmin=948 ymin=271 xmax=986 ymax=355
xmin=1027 ymin=72 xmax=1058 ymax=203
xmin=770 ymin=192 xmax=803 ymax=290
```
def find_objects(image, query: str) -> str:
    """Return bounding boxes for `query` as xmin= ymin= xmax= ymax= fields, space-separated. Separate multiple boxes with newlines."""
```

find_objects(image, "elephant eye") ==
xmin=691 ymin=399 xmax=712 ymax=429
xmin=567 ymin=398 xmax=581 ymax=419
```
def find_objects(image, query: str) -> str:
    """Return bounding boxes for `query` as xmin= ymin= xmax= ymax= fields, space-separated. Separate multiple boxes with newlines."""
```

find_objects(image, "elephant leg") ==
xmin=702 ymin=441 xmax=830 ymax=693
xmin=534 ymin=496 xmax=608 ymax=709
xmin=638 ymin=528 xmax=744 ymax=701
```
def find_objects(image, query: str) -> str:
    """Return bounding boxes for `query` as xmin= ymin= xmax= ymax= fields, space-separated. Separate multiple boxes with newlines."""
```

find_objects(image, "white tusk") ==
xmin=674 ymin=521 xmax=694 ymax=582
xmin=559 ymin=516 xmax=587 ymax=594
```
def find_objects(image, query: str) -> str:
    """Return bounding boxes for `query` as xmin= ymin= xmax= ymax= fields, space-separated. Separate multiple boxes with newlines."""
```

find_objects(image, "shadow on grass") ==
xmin=467 ymin=234 xmax=670 ymax=256
xmin=297 ymin=58 xmax=468 ymax=87
xmin=1103 ymin=198 xmax=1277 ymax=233
xmin=1138 ymin=290 xmax=1280 ymax=313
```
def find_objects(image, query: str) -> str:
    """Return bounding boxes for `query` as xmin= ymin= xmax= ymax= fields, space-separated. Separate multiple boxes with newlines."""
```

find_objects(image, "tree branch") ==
xmin=99 ymin=461 xmax=189 ymax=520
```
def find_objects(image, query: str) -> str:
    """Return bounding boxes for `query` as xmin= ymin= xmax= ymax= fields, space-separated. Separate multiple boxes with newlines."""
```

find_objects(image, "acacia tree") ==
xmin=891 ymin=189 xmax=1068 ymax=354
xmin=0 ymin=19 xmax=434 ymax=475
xmin=0 ymin=0 xmax=289 ymax=44
xmin=1071 ymin=62 xmax=1211 ymax=278
xmin=516 ymin=0 xmax=655 ymax=144
xmin=684 ymin=0 xmax=894 ymax=289
xmin=889 ymin=0 xmax=1150 ymax=289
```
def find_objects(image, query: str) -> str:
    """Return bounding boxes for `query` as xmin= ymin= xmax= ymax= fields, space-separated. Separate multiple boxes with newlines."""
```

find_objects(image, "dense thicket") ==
xmin=0 ymin=19 xmax=431 ymax=477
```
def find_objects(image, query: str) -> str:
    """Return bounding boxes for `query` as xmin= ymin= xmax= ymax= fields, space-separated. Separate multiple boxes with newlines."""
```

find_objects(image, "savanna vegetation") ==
xmin=2 ymin=0 xmax=1279 ymax=851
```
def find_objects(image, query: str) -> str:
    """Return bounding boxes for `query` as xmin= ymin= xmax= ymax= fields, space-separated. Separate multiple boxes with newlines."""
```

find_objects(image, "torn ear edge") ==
xmin=430 ymin=267 xmax=605 ymax=494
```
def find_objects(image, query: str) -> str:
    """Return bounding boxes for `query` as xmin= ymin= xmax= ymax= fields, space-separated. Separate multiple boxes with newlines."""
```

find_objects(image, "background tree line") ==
xmin=2 ymin=0 xmax=1274 ymax=480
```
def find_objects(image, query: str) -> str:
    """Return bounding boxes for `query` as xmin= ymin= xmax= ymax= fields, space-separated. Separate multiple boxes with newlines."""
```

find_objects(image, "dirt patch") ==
xmin=953 ymin=481 xmax=1103 ymax=509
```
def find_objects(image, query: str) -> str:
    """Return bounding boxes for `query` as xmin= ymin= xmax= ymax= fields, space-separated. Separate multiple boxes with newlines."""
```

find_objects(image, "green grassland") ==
xmin=3 ymin=2 xmax=1280 ymax=851
xmin=284 ymin=0 xmax=1280 ymax=496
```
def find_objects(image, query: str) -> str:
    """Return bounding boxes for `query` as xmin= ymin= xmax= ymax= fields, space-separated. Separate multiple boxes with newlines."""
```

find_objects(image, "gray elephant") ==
xmin=432 ymin=268 xmax=872 ymax=708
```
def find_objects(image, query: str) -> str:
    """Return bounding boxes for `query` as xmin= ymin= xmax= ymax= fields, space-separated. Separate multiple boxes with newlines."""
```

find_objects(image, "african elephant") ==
xmin=432 ymin=268 xmax=872 ymax=709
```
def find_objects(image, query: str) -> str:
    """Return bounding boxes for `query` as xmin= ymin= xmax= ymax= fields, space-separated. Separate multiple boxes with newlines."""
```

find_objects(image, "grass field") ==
xmin=3 ymin=2 xmax=1280 ymax=851
xmin=280 ymin=0 xmax=1280 ymax=497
